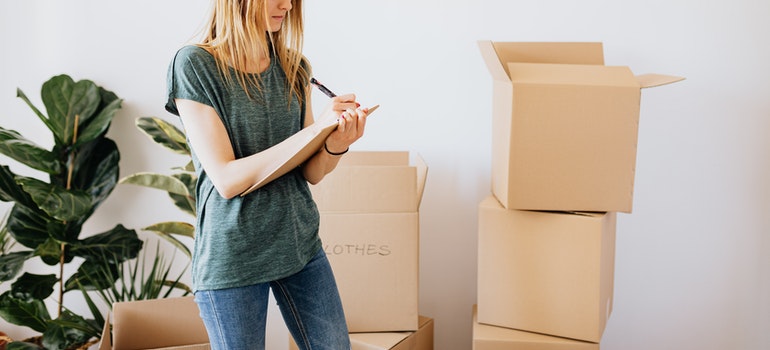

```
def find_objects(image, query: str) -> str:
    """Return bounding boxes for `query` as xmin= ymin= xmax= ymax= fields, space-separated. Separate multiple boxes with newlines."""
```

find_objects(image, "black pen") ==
xmin=310 ymin=77 xmax=337 ymax=98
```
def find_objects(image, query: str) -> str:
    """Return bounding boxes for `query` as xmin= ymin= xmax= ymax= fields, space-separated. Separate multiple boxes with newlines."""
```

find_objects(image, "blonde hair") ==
xmin=198 ymin=0 xmax=310 ymax=103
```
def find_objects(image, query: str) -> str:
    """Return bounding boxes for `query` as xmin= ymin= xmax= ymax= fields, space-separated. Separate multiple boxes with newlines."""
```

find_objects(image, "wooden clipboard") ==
xmin=239 ymin=105 xmax=379 ymax=196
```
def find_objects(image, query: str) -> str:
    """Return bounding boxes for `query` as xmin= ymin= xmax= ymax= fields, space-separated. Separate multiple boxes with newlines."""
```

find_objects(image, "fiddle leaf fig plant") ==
xmin=0 ymin=74 xmax=143 ymax=350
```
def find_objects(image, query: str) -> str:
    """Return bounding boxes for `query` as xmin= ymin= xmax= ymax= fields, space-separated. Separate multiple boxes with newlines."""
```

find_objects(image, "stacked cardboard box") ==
xmin=473 ymin=40 xmax=683 ymax=347
xmin=308 ymin=151 xmax=432 ymax=348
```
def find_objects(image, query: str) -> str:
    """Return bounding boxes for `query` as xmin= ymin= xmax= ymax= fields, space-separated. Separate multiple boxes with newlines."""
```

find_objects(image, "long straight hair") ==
xmin=198 ymin=0 xmax=309 ymax=103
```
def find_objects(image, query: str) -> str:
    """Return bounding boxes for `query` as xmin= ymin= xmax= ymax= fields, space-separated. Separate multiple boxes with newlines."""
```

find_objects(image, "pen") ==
xmin=310 ymin=77 xmax=337 ymax=98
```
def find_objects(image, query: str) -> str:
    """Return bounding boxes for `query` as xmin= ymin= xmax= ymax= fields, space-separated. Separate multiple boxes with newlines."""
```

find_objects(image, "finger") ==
xmin=337 ymin=111 xmax=350 ymax=132
xmin=332 ymin=102 xmax=359 ymax=113
xmin=355 ymin=108 xmax=367 ymax=136
xmin=345 ymin=108 xmax=361 ymax=131
xmin=332 ymin=94 xmax=360 ymax=112
xmin=333 ymin=93 xmax=357 ymax=103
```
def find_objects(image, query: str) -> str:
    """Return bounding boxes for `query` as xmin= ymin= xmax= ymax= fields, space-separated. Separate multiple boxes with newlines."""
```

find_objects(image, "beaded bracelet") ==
xmin=324 ymin=142 xmax=349 ymax=156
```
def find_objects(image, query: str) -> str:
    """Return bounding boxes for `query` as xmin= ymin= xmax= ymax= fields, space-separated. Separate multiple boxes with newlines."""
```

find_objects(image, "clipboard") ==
xmin=239 ymin=105 xmax=379 ymax=196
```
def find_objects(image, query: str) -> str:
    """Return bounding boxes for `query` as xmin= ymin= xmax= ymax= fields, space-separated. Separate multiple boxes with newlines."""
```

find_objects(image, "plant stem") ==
xmin=58 ymin=114 xmax=80 ymax=318
xmin=58 ymin=241 xmax=65 ymax=317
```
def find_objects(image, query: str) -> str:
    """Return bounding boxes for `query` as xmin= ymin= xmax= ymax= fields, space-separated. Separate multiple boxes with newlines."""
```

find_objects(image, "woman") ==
xmin=164 ymin=0 xmax=370 ymax=349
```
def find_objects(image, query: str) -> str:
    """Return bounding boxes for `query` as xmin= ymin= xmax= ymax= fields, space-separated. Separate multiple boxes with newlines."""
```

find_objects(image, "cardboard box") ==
xmin=309 ymin=151 xmax=427 ymax=332
xmin=476 ymin=195 xmax=616 ymax=342
xmin=98 ymin=296 xmax=209 ymax=350
xmin=478 ymin=40 xmax=684 ymax=213
xmin=289 ymin=316 xmax=434 ymax=350
xmin=472 ymin=305 xmax=598 ymax=350
xmin=310 ymin=151 xmax=428 ymax=213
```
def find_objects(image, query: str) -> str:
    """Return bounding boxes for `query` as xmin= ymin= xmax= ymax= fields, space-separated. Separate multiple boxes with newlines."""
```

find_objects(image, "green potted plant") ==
xmin=0 ymin=74 xmax=143 ymax=350
xmin=119 ymin=116 xmax=196 ymax=258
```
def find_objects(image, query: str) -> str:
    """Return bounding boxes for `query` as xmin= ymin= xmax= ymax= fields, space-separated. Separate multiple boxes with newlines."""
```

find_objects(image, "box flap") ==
xmin=112 ymin=297 xmax=208 ymax=350
xmin=482 ymin=41 xmax=606 ymax=78
xmin=412 ymin=153 xmax=428 ymax=210
xmin=492 ymin=41 xmax=605 ymax=65
xmin=350 ymin=332 xmax=412 ymax=350
xmin=98 ymin=313 xmax=112 ymax=350
xmin=478 ymin=40 xmax=512 ymax=82
xmin=635 ymin=73 xmax=685 ymax=88
xmin=507 ymin=62 xmax=638 ymax=87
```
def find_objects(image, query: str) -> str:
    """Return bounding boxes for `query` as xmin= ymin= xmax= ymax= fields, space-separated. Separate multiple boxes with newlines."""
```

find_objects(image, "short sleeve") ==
xmin=165 ymin=45 xmax=220 ymax=116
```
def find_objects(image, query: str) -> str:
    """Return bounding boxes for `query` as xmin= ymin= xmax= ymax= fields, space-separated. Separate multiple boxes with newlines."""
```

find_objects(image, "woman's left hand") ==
xmin=324 ymin=107 xmax=370 ymax=154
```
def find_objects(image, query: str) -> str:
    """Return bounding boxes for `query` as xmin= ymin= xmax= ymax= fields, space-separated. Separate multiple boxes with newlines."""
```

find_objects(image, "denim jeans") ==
xmin=194 ymin=248 xmax=350 ymax=350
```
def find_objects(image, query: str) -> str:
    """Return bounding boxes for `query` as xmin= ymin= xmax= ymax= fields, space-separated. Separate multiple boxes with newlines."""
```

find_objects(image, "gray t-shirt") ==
xmin=165 ymin=45 xmax=321 ymax=292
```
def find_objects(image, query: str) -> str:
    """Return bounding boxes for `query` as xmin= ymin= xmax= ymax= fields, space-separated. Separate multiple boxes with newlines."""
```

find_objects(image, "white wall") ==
xmin=1 ymin=1 xmax=768 ymax=349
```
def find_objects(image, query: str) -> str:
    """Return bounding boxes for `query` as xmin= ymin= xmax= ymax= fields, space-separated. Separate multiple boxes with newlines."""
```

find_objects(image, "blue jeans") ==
xmin=194 ymin=249 xmax=350 ymax=350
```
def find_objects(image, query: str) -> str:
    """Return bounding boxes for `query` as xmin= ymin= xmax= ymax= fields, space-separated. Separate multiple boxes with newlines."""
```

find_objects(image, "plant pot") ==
xmin=1 ymin=331 xmax=10 ymax=350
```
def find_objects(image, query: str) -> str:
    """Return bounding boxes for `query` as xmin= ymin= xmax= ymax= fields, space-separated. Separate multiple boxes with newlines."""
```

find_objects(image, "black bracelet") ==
xmin=324 ymin=142 xmax=348 ymax=156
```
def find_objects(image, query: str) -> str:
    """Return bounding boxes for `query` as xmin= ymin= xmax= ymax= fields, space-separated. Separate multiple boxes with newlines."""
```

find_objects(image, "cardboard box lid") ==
xmin=104 ymin=296 xmax=208 ymax=350
xmin=480 ymin=40 xmax=685 ymax=89
xmin=310 ymin=151 xmax=428 ymax=213
xmin=478 ymin=40 xmax=605 ymax=82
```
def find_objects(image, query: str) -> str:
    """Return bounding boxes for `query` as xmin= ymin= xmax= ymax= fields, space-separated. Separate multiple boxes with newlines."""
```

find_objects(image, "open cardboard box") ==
xmin=311 ymin=151 xmax=428 ymax=332
xmin=98 ymin=297 xmax=209 ymax=350
xmin=476 ymin=195 xmax=616 ymax=343
xmin=478 ymin=40 xmax=684 ymax=213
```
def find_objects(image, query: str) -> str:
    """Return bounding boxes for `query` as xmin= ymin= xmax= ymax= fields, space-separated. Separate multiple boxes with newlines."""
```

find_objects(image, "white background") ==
xmin=1 ymin=1 xmax=768 ymax=349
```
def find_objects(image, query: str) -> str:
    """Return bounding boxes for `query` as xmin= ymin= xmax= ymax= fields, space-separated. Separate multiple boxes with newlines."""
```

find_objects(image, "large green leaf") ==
xmin=16 ymin=177 xmax=92 ymax=222
xmin=41 ymin=75 xmax=101 ymax=146
xmin=0 ymin=251 xmax=33 ymax=282
xmin=136 ymin=117 xmax=190 ymax=155
xmin=15 ymin=88 xmax=55 ymax=135
xmin=71 ymin=224 xmax=142 ymax=264
xmin=42 ymin=310 xmax=99 ymax=350
xmin=143 ymin=221 xmax=194 ymax=238
xmin=119 ymin=172 xmax=190 ymax=196
xmin=7 ymin=205 xmax=51 ymax=249
xmin=33 ymin=238 xmax=64 ymax=266
xmin=0 ymin=166 xmax=37 ymax=208
xmin=0 ymin=128 xmax=60 ymax=174
xmin=74 ymin=97 xmax=122 ymax=147
xmin=143 ymin=221 xmax=194 ymax=258
xmin=10 ymin=273 xmax=57 ymax=301
xmin=6 ymin=342 xmax=44 ymax=350
xmin=68 ymin=138 xmax=119 ymax=214
xmin=64 ymin=258 xmax=119 ymax=292
xmin=169 ymin=173 xmax=196 ymax=216
xmin=0 ymin=291 xmax=51 ymax=333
